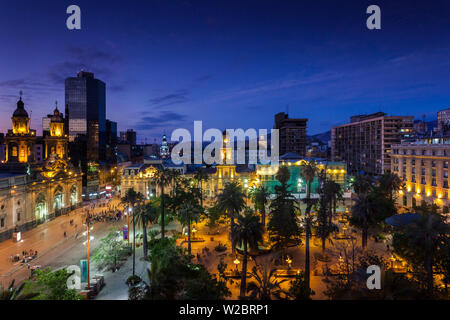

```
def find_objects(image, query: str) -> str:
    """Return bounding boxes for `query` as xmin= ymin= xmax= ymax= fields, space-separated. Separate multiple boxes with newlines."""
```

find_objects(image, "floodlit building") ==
xmin=391 ymin=136 xmax=450 ymax=209
xmin=0 ymin=96 xmax=82 ymax=242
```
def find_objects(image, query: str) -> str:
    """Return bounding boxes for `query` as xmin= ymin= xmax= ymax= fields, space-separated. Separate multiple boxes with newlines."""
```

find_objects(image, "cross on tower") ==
xmin=19 ymin=90 xmax=23 ymax=100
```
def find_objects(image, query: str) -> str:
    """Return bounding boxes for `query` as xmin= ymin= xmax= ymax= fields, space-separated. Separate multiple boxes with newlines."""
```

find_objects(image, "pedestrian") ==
xmin=64 ymin=231 xmax=67 ymax=237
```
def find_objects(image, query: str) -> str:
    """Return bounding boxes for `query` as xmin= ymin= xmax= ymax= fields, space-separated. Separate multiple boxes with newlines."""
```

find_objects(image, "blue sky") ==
xmin=0 ymin=0 xmax=450 ymax=143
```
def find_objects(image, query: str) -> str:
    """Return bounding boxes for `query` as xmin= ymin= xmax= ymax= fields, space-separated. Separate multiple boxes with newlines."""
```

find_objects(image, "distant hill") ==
xmin=414 ymin=120 xmax=437 ymax=132
xmin=308 ymin=131 xmax=331 ymax=144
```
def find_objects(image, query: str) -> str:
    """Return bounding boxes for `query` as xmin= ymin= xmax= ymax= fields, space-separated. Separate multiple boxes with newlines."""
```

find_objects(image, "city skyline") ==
xmin=1 ymin=0 xmax=450 ymax=143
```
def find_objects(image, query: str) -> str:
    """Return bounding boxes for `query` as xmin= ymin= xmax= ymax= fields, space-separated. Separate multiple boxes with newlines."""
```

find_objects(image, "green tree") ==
xmin=250 ymin=186 xmax=270 ymax=226
xmin=135 ymin=201 xmax=160 ymax=258
xmin=194 ymin=167 xmax=209 ymax=208
xmin=22 ymin=268 xmax=82 ymax=300
xmin=154 ymin=168 xmax=173 ymax=239
xmin=316 ymin=182 xmax=338 ymax=256
xmin=322 ymin=178 xmax=343 ymax=226
xmin=138 ymin=238 xmax=230 ymax=300
xmin=230 ymin=209 xmax=264 ymax=298
xmin=392 ymin=210 xmax=449 ymax=295
xmin=288 ymin=271 xmax=315 ymax=300
xmin=92 ymin=229 xmax=128 ymax=271
xmin=378 ymin=172 xmax=404 ymax=201
xmin=217 ymin=181 xmax=246 ymax=250
xmin=268 ymin=166 xmax=302 ymax=249
xmin=205 ymin=204 xmax=224 ymax=228
xmin=121 ymin=188 xmax=144 ymax=276
xmin=0 ymin=280 xmax=38 ymax=300
xmin=246 ymin=261 xmax=287 ymax=300
xmin=299 ymin=161 xmax=319 ymax=292
xmin=178 ymin=201 xmax=201 ymax=257
xmin=350 ymin=174 xmax=396 ymax=249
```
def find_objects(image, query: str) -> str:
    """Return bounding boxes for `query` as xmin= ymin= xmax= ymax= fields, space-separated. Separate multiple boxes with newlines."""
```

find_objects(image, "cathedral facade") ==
xmin=0 ymin=97 xmax=82 ymax=242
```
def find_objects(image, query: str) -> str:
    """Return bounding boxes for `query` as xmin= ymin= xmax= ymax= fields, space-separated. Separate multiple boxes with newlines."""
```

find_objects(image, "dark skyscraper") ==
xmin=274 ymin=112 xmax=308 ymax=157
xmin=120 ymin=129 xmax=137 ymax=146
xmin=65 ymin=71 xmax=106 ymax=161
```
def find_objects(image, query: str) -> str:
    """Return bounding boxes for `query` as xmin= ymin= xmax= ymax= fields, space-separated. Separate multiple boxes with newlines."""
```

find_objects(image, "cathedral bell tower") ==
xmin=5 ymin=93 xmax=37 ymax=163
xmin=44 ymin=102 xmax=68 ymax=160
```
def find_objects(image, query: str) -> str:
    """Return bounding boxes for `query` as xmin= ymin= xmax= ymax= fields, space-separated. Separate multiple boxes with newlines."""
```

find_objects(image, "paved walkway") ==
xmin=0 ymin=197 xmax=123 ymax=288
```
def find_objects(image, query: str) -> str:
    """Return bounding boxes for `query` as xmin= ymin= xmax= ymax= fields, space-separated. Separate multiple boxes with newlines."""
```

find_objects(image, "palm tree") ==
xmin=323 ymin=179 xmax=343 ymax=226
xmin=299 ymin=161 xmax=318 ymax=293
xmin=194 ymin=167 xmax=209 ymax=208
xmin=217 ymin=181 xmax=246 ymax=250
xmin=177 ymin=202 xmax=201 ymax=257
xmin=351 ymin=192 xmax=373 ymax=249
xmin=231 ymin=210 xmax=264 ymax=298
xmin=378 ymin=172 xmax=403 ymax=201
xmin=135 ymin=201 xmax=160 ymax=258
xmin=393 ymin=211 xmax=449 ymax=294
xmin=121 ymin=188 xmax=144 ymax=276
xmin=250 ymin=186 xmax=270 ymax=227
xmin=0 ymin=280 xmax=37 ymax=300
xmin=268 ymin=166 xmax=301 ymax=249
xmin=247 ymin=260 xmax=287 ymax=300
xmin=154 ymin=168 xmax=173 ymax=239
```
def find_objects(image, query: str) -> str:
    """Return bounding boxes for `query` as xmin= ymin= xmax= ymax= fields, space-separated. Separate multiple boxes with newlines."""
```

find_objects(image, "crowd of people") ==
xmin=10 ymin=249 xmax=38 ymax=264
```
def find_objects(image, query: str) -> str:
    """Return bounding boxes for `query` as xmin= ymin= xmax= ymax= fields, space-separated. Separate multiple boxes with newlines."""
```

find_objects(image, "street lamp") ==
xmin=286 ymin=256 xmax=292 ymax=270
xmin=233 ymin=257 xmax=240 ymax=271
xmin=83 ymin=212 xmax=94 ymax=290
xmin=192 ymin=226 xmax=197 ymax=240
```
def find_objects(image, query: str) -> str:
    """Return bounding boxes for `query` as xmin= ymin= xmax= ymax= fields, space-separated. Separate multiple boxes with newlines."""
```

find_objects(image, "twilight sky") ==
xmin=0 ymin=0 xmax=450 ymax=143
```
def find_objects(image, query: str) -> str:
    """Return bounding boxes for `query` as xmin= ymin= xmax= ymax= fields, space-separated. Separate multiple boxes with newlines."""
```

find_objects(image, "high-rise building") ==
xmin=274 ymin=112 xmax=307 ymax=157
xmin=65 ymin=71 xmax=106 ymax=160
xmin=437 ymin=107 xmax=450 ymax=134
xmin=106 ymin=119 xmax=118 ymax=161
xmin=120 ymin=129 xmax=137 ymax=145
xmin=331 ymin=112 xmax=414 ymax=175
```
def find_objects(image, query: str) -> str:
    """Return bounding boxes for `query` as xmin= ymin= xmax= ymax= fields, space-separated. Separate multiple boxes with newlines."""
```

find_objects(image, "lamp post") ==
xmin=286 ymin=256 xmax=292 ymax=270
xmin=83 ymin=211 xmax=94 ymax=290
xmin=233 ymin=256 xmax=240 ymax=272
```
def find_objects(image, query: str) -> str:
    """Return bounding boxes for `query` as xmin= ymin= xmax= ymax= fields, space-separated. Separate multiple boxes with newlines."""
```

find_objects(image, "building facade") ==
xmin=437 ymin=108 xmax=450 ymax=134
xmin=274 ymin=112 xmax=308 ymax=157
xmin=0 ymin=97 xmax=82 ymax=242
xmin=391 ymin=137 xmax=450 ymax=209
xmin=65 ymin=71 xmax=106 ymax=161
xmin=331 ymin=112 xmax=414 ymax=175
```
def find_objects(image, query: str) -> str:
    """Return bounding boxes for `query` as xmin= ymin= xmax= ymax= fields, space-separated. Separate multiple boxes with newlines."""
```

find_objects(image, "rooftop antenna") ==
xmin=286 ymin=104 xmax=289 ymax=115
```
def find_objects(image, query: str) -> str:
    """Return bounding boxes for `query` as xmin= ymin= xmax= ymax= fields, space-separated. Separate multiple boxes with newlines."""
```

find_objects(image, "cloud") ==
xmin=134 ymin=110 xmax=187 ymax=131
xmin=194 ymin=74 xmax=213 ymax=82
xmin=148 ymin=89 xmax=189 ymax=108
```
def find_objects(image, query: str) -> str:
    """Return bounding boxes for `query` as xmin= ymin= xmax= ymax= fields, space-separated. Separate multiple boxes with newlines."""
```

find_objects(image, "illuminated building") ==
xmin=5 ymin=94 xmax=37 ymax=164
xmin=256 ymin=153 xmax=348 ymax=198
xmin=44 ymin=105 xmax=68 ymax=160
xmin=0 ymin=96 xmax=82 ymax=242
xmin=391 ymin=136 xmax=450 ymax=209
xmin=160 ymin=134 xmax=170 ymax=159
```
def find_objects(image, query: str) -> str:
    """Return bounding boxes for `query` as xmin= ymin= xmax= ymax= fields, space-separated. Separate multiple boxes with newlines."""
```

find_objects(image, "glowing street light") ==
xmin=233 ymin=257 xmax=240 ymax=270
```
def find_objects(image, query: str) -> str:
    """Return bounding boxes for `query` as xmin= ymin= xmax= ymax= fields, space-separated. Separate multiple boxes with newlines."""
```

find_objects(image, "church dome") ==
xmin=13 ymin=98 xmax=29 ymax=118
xmin=51 ymin=106 xmax=64 ymax=122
